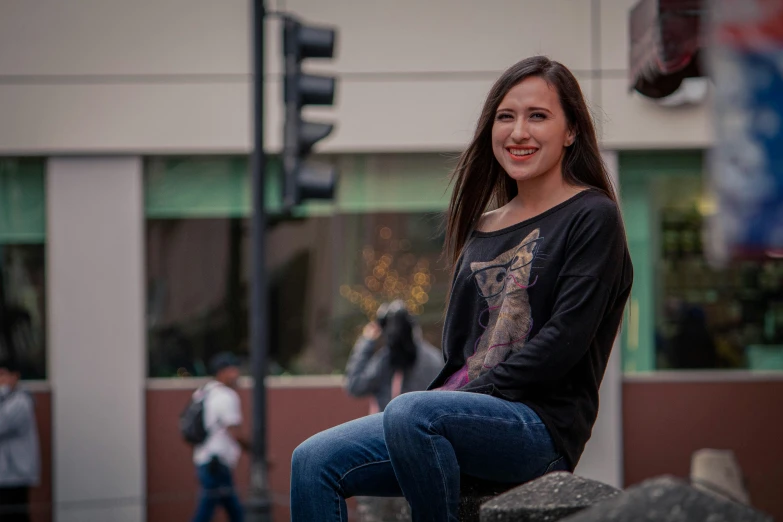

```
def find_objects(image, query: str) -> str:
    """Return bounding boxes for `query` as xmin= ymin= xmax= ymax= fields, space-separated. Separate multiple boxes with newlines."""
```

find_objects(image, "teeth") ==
xmin=509 ymin=148 xmax=536 ymax=156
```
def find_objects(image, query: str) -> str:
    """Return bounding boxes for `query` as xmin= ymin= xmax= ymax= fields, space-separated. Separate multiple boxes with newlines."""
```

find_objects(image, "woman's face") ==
xmin=491 ymin=76 xmax=574 ymax=186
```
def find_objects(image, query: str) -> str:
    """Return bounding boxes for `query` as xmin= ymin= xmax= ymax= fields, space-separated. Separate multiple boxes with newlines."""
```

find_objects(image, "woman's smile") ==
xmin=506 ymin=147 xmax=539 ymax=161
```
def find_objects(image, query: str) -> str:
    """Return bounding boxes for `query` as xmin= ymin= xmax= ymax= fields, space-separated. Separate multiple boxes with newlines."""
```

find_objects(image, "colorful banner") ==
xmin=708 ymin=0 xmax=783 ymax=264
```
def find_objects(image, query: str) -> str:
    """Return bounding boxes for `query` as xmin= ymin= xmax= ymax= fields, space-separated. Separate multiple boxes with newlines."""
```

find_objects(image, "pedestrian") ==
xmin=0 ymin=358 xmax=40 ymax=522
xmin=344 ymin=300 xmax=443 ymax=414
xmin=290 ymin=55 xmax=633 ymax=522
xmin=344 ymin=300 xmax=443 ymax=522
xmin=191 ymin=352 xmax=250 ymax=522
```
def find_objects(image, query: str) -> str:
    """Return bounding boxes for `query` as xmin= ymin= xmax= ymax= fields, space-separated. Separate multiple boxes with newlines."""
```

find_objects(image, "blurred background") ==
xmin=1 ymin=0 xmax=781 ymax=520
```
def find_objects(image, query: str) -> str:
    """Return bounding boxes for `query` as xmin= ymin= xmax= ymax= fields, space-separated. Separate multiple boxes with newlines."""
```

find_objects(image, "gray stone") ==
xmin=460 ymin=493 xmax=499 ymax=522
xmin=356 ymin=496 xmax=411 ymax=522
xmin=561 ymin=476 xmax=773 ymax=522
xmin=480 ymin=472 xmax=622 ymax=522
xmin=459 ymin=475 xmax=519 ymax=522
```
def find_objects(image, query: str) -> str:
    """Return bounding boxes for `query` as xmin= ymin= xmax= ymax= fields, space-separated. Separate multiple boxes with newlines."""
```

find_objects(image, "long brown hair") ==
xmin=443 ymin=56 xmax=617 ymax=269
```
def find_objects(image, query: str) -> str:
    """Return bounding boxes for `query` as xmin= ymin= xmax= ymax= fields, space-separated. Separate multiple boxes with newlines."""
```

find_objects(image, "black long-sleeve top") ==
xmin=429 ymin=189 xmax=633 ymax=470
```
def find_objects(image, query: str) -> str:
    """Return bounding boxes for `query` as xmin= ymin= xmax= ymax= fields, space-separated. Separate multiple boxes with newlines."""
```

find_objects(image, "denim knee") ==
xmin=386 ymin=391 xmax=432 ymax=415
xmin=291 ymin=435 xmax=326 ymax=482
xmin=383 ymin=392 xmax=431 ymax=435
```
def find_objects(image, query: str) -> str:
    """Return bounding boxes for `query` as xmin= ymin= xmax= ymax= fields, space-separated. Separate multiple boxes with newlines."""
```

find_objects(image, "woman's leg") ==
xmin=290 ymin=413 xmax=403 ymax=522
xmin=382 ymin=391 xmax=562 ymax=522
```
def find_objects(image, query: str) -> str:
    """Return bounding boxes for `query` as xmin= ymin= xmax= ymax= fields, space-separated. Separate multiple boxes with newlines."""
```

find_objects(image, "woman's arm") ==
xmin=464 ymin=276 xmax=617 ymax=391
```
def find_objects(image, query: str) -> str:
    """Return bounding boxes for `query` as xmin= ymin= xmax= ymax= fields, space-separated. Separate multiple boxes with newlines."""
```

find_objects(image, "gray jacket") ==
xmin=0 ymin=387 xmax=40 ymax=487
xmin=344 ymin=333 xmax=443 ymax=412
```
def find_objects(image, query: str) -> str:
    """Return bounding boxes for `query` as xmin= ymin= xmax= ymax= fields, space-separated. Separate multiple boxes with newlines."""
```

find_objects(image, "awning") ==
xmin=629 ymin=0 xmax=705 ymax=98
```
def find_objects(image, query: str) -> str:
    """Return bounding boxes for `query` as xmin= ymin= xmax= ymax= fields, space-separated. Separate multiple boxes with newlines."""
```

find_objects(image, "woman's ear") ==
xmin=565 ymin=128 xmax=577 ymax=147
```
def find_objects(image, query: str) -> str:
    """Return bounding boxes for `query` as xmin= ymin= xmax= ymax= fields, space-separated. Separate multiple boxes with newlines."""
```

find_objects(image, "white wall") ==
xmin=597 ymin=0 xmax=713 ymax=149
xmin=574 ymin=151 xmax=623 ymax=487
xmin=0 ymin=0 xmax=711 ymax=154
xmin=47 ymin=157 xmax=145 ymax=522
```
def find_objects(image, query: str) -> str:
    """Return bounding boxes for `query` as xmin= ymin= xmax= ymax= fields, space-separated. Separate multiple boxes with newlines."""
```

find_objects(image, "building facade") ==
xmin=1 ymin=1 xmax=781 ymax=521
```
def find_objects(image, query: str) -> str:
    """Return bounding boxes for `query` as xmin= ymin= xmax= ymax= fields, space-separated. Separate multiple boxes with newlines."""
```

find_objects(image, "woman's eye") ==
xmin=530 ymin=112 xmax=546 ymax=120
xmin=496 ymin=113 xmax=513 ymax=121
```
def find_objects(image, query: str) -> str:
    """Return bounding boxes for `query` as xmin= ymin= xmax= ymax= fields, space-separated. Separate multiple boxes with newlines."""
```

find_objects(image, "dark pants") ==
xmin=0 ymin=486 xmax=30 ymax=522
xmin=192 ymin=457 xmax=243 ymax=522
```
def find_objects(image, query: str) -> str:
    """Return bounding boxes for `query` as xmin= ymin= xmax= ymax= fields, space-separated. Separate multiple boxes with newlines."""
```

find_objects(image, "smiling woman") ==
xmin=290 ymin=57 xmax=633 ymax=522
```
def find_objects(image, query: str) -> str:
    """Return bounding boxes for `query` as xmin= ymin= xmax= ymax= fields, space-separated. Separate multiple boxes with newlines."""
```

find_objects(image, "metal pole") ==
xmin=247 ymin=0 xmax=273 ymax=520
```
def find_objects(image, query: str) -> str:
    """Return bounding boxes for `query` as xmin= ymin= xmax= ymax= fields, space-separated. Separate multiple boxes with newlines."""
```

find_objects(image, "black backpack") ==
xmin=179 ymin=386 xmax=210 ymax=445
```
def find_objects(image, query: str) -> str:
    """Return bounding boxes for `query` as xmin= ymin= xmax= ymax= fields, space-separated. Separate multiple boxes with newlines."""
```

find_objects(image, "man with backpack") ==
xmin=187 ymin=352 xmax=250 ymax=522
xmin=0 ymin=358 xmax=40 ymax=522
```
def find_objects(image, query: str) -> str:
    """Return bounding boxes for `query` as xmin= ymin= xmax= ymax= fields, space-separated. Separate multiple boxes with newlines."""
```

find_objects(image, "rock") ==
xmin=479 ymin=472 xmax=622 ymax=522
xmin=356 ymin=496 xmax=411 ymax=522
xmin=561 ymin=476 xmax=773 ymax=522
xmin=459 ymin=475 xmax=519 ymax=522
xmin=690 ymin=449 xmax=750 ymax=505
xmin=460 ymin=493 xmax=500 ymax=521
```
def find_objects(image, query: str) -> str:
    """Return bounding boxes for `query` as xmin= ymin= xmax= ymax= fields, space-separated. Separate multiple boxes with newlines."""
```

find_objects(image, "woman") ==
xmin=290 ymin=56 xmax=633 ymax=522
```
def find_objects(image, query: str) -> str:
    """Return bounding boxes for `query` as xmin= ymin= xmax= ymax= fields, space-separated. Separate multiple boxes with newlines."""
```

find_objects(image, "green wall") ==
xmin=619 ymin=151 xmax=703 ymax=372
xmin=0 ymin=159 xmax=46 ymax=244
xmin=144 ymin=155 xmax=453 ymax=219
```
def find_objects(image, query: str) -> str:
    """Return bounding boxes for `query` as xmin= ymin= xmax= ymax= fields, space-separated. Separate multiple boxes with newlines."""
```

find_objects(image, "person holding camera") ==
xmin=344 ymin=300 xmax=442 ymax=415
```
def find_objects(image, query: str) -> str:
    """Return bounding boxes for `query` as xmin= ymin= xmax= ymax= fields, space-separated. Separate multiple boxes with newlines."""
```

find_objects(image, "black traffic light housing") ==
xmin=282 ymin=16 xmax=338 ymax=209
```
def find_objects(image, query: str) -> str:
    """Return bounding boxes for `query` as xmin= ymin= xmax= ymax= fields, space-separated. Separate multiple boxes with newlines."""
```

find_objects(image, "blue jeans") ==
xmin=290 ymin=390 xmax=566 ymax=522
xmin=192 ymin=458 xmax=244 ymax=522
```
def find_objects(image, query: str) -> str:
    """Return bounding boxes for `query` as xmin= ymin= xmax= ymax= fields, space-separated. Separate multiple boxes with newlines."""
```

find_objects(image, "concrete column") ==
xmin=47 ymin=157 xmax=145 ymax=522
xmin=574 ymin=150 xmax=623 ymax=487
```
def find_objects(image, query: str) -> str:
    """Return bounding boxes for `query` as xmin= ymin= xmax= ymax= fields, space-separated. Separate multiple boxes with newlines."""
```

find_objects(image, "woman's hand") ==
xmin=362 ymin=322 xmax=382 ymax=341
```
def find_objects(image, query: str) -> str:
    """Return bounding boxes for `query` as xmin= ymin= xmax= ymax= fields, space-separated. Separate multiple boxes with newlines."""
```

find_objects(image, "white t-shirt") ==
xmin=192 ymin=381 xmax=243 ymax=469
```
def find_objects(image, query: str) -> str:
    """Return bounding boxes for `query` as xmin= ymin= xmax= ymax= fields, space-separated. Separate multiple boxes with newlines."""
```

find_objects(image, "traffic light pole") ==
xmin=247 ymin=0 xmax=273 ymax=520
xmin=245 ymin=6 xmax=337 ymax=519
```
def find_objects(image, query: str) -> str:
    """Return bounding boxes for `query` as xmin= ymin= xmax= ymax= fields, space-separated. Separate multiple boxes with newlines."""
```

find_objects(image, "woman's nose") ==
xmin=510 ymin=121 xmax=530 ymax=141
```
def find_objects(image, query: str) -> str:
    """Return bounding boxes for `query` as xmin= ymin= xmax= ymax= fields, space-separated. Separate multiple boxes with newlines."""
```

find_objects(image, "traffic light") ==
xmin=282 ymin=16 xmax=338 ymax=209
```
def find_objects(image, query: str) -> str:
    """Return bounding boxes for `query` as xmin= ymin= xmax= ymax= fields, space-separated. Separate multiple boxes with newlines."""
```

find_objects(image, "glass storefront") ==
xmin=621 ymin=151 xmax=783 ymax=372
xmin=145 ymin=155 xmax=452 ymax=377
xmin=6 ymin=151 xmax=780 ymax=380
xmin=0 ymin=159 xmax=47 ymax=379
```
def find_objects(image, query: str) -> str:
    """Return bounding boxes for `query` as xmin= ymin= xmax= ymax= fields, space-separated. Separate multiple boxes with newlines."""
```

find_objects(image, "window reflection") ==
xmin=655 ymin=177 xmax=783 ymax=370
xmin=0 ymin=245 xmax=46 ymax=379
xmin=146 ymin=213 xmax=447 ymax=377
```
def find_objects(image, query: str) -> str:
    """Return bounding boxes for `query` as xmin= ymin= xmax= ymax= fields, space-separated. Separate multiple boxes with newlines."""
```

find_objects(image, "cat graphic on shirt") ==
xmin=467 ymin=229 xmax=541 ymax=380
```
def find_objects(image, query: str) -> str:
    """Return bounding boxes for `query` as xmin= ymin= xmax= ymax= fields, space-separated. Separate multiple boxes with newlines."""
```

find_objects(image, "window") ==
xmin=621 ymin=152 xmax=783 ymax=372
xmin=0 ymin=159 xmax=47 ymax=379
xmin=145 ymin=155 xmax=452 ymax=377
